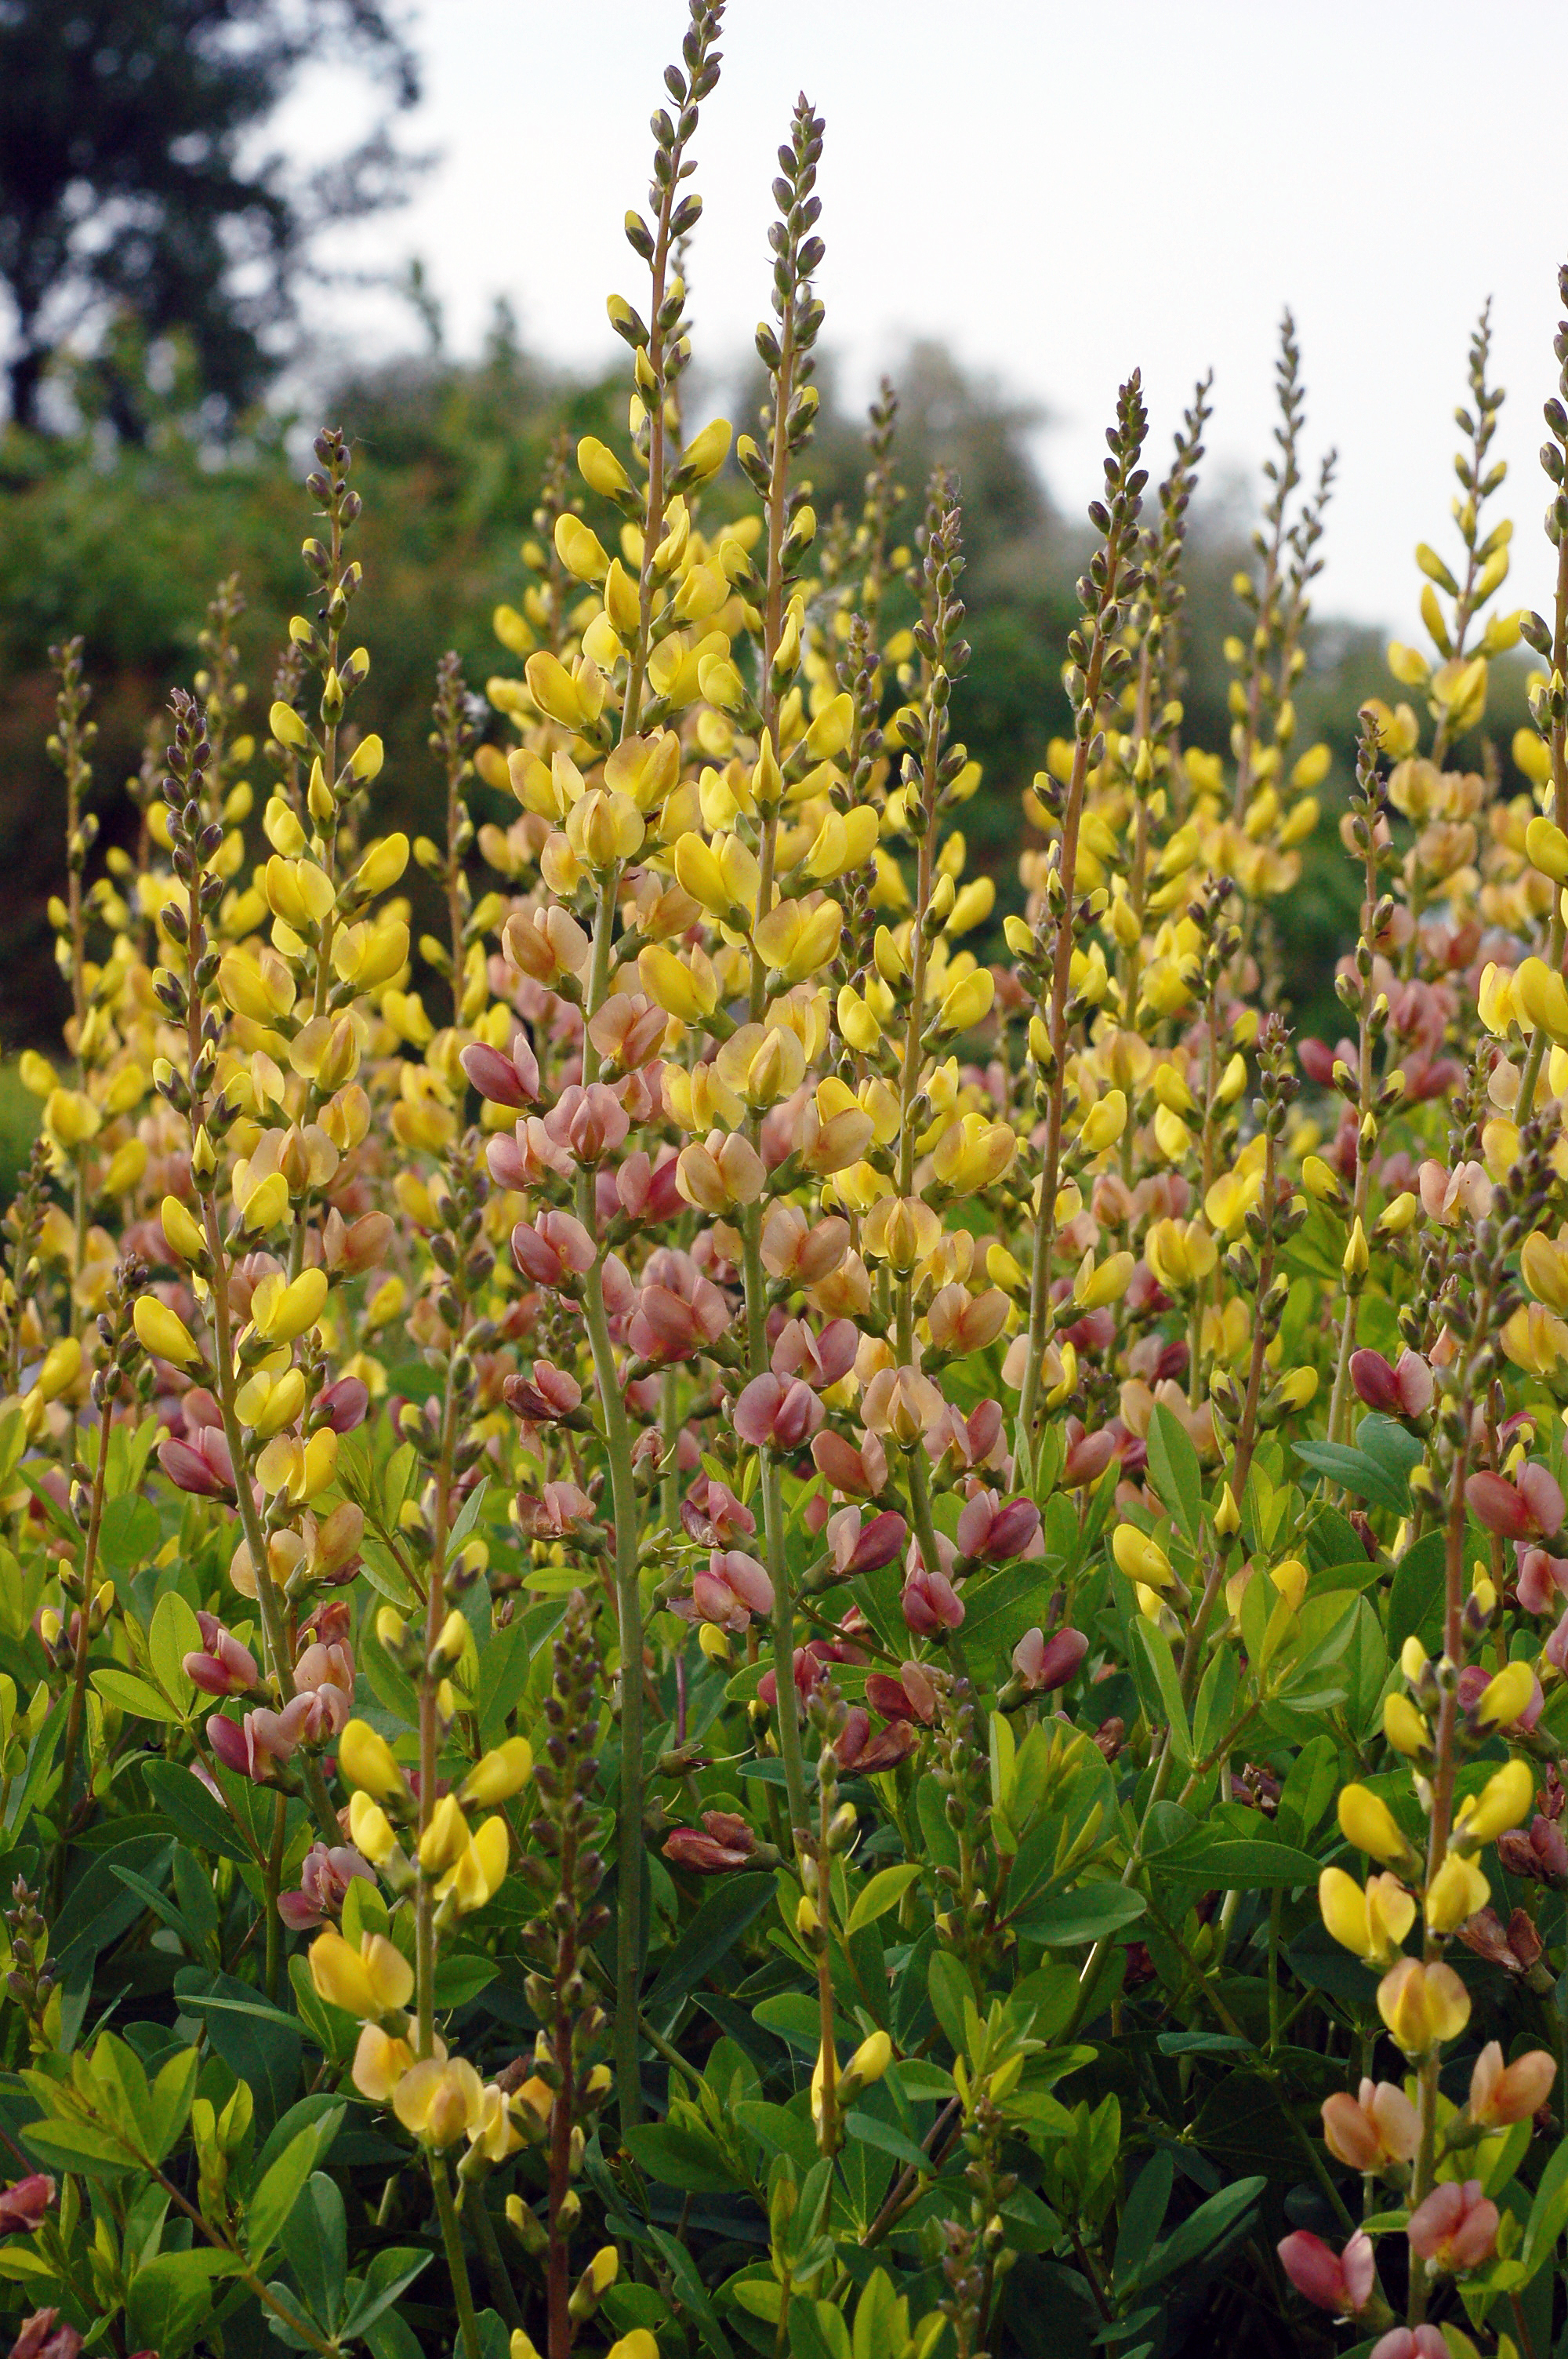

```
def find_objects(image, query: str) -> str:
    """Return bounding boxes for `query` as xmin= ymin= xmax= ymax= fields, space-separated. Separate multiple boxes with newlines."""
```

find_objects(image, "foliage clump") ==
xmin=3 ymin=9 xmax=1568 ymax=2358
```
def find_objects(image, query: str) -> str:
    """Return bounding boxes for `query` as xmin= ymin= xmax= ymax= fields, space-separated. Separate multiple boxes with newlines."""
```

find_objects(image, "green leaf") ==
xmin=433 ymin=1954 xmax=499 ymax=2010
xmin=1145 ymin=1403 xmax=1203 ymax=1545
xmin=251 ymin=2096 xmax=346 ymax=2196
xmin=147 ymin=1588 xmax=202 ymax=1705
xmin=1292 ymin=1440 xmax=1409 ymax=1514
xmin=648 ymin=2223 xmax=735 ymax=2359
xmin=447 ymin=1473 xmax=491 ymax=1554
xmin=125 ymin=2249 xmax=236 ymax=2359
xmin=143 ymin=1760 xmax=256 ymax=1863
xmin=91 ymin=1666 xmax=187 ymax=1724
xmin=1132 ymin=1621 xmax=1192 ymax=1768
xmin=624 ymin=2118 xmax=739 ymax=2194
xmin=1521 ymin=2128 xmax=1568 ymax=2277
xmin=1140 ymin=2175 xmax=1265 ymax=2285
xmin=846 ymin=1863 xmax=923 ymax=1936
xmin=1275 ymin=1732 xmax=1340 ymax=1848
xmin=20 ymin=2117 xmax=139 ymax=2179
xmin=927 ymin=1948 xmax=970 ymax=2053
xmin=1010 ymin=1883 xmax=1146 ymax=1945
xmin=842 ymin=2108 xmax=929 ymax=2175
xmin=289 ymin=2172 xmax=348 ymax=2332
xmin=1155 ymin=1837 xmax=1324 ymax=1888
xmin=147 ymin=2045 xmax=200 ymax=2164
xmin=95 ymin=1495 xmax=162 ymax=1576
xmin=646 ymin=1871 xmax=775 ymax=2030
xmin=173 ymin=1967 xmax=301 ymax=2125
xmin=248 ymin=2125 xmax=321 ymax=2261
xmin=1115 ymin=2150 xmax=1174 ymax=2292
xmin=340 ymin=2246 xmax=434 ymax=2341
xmin=1356 ymin=1413 xmax=1424 ymax=1478
xmin=1388 ymin=1529 xmax=1448 ymax=1656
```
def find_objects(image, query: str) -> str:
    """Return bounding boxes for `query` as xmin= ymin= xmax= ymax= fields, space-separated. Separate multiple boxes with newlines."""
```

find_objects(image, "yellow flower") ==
xmin=1377 ymin=1956 xmax=1471 ymax=2055
xmin=339 ymin=1718 xmax=409 ymax=1806
xmin=249 ymin=1267 xmax=328 ymax=1345
xmin=1425 ymin=1852 xmax=1489 ymax=1934
xmin=1112 ymin=1525 xmax=1173 ymax=1590
xmin=460 ymin=1738 xmax=534 ymax=1807
xmin=1317 ymin=1867 xmax=1414 ymax=1963
xmin=1338 ymin=1784 xmax=1410 ymax=1866
xmin=1455 ymin=1757 xmax=1534 ymax=1846
xmin=132 ymin=1296 xmax=201 ymax=1369
xmin=1474 ymin=1660 xmax=1535 ymax=1732
xmin=1382 ymin=1694 xmax=1431 ymax=1757
xmin=1145 ymin=1218 xmax=1218 ymax=1291
xmin=393 ymin=2055 xmax=485 ymax=2148
xmin=308 ymin=1928 xmax=413 ymax=2021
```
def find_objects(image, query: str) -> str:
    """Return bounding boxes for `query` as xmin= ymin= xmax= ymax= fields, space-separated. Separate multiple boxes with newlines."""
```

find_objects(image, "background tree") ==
xmin=0 ymin=0 xmax=422 ymax=438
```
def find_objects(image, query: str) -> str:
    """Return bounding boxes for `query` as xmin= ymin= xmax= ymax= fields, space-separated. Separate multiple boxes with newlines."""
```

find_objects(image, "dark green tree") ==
xmin=0 ymin=0 xmax=421 ymax=438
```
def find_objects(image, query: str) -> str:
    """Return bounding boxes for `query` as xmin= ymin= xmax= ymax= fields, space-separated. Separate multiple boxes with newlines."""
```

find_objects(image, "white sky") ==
xmin=281 ymin=0 xmax=1568 ymax=631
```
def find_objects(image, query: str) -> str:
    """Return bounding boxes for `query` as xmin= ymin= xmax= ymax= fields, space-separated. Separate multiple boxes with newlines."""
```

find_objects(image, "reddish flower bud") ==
xmin=1276 ymin=2229 xmax=1375 ymax=2315
xmin=0 ymin=2177 xmax=54 ymax=2235
xmin=902 ymin=1565 xmax=964 ymax=1636
xmin=1406 ymin=2178 xmax=1497 ymax=2270
xmin=1011 ymin=1626 xmax=1088 ymax=1692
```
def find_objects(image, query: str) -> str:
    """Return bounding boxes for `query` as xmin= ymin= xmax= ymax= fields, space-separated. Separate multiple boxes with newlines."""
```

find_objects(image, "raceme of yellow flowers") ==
xmin=11 ymin=4 xmax=1568 ymax=2357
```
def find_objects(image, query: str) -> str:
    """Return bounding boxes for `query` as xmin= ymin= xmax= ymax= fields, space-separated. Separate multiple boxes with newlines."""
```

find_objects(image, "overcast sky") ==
xmin=285 ymin=0 xmax=1568 ymax=631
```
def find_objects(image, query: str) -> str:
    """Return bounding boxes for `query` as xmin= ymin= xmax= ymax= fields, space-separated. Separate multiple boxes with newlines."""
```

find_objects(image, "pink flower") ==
xmin=1406 ymin=2178 xmax=1497 ymax=2270
xmin=1320 ymin=2078 xmax=1418 ymax=2170
xmin=460 ymin=1034 xmax=539 ymax=1107
xmin=1466 ymin=1461 xmax=1566 ymax=1539
xmin=826 ymin=1506 xmax=908 ymax=1577
xmin=771 ymin=1315 xmax=858 ymax=1390
xmin=685 ymin=1550 xmax=775 ymax=1632
xmin=514 ymin=1481 xmax=597 ymax=1540
xmin=610 ymin=1148 xmax=683 ymax=1225
xmin=926 ymin=1394 xmax=1007 ymax=1472
xmin=734 ymin=1373 xmax=824 ymax=1451
xmin=865 ymin=1663 xmax=939 ymax=1722
xmin=207 ymin=1707 xmax=296 ymax=1783
xmin=1062 ymin=1425 xmax=1117 ymax=1488
xmin=759 ymin=1651 xmax=829 ymax=1707
xmin=1350 ymin=1347 xmax=1433 ymax=1417
xmin=625 ymin=1252 xmax=730 ymax=1363
xmin=902 ymin=1564 xmax=964 ymax=1635
xmin=664 ymin=1812 xmax=757 ymax=1873
xmin=9 ymin=2313 xmax=84 ymax=2359
xmin=1417 ymin=1157 xmax=1492 ymax=1228
xmin=183 ymin=1617 xmax=258 ymax=1696
xmin=1276 ymin=2229 xmax=1375 ymax=2314
xmin=277 ymin=1842 xmax=374 ymax=1931
xmin=811 ymin=1428 xmax=888 ymax=1498
xmin=956 ymin=1488 xmax=1041 ymax=1563
xmin=317 ymin=1376 xmax=369 ymax=1434
xmin=835 ymin=1707 xmax=918 ymax=1773
xmin=158 ymin=1426 xmax=234 ymax=1498
xmin=0 ymin=2177 xmax=53 ymax=2234
xmin=760 ymin=1205 xmax=850 ymax=1285
xmin=681 ymin=1478 xmax=756 ymax=1547
xmin=1370 ymin=2329 xmax=1451 ymax=2359
xmin=510 ymin=1211 xmax=596 ymax=1289
xmin=1468 ymin=2039 xmax=1557 ymax=2125
xmin=542 ymin=1081 xmax=630 ymax=1164
xmin=503 ymin=1361 xmax=583 ymax=1423
xmin=1011 ymin=1626 xmax=1088 ymax=1692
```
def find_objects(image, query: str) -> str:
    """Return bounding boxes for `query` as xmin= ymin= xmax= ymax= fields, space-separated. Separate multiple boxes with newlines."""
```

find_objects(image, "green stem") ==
xmin=431 ymin=2153 xmax=483 ymax=2359
xmin=53 ymin=1393 xmax=114 ymax=1899
xmin=465 ymin=2181 xmax=525 ymax=2333
xmin=578 ymin=869 xmax=648 ymax=2132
